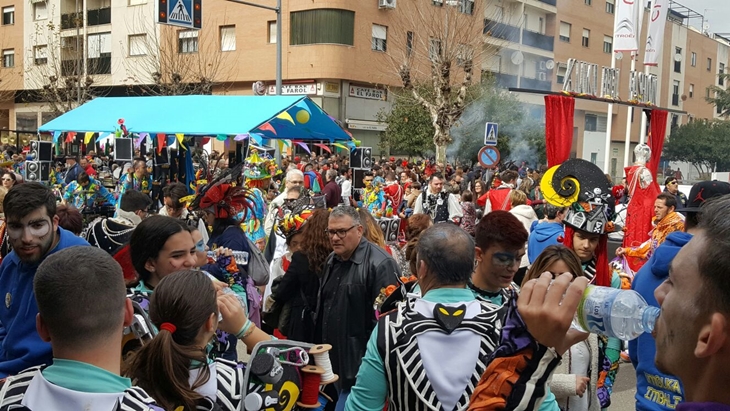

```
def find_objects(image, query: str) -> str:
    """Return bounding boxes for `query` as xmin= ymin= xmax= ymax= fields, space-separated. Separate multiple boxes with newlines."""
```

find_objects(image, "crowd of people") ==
xmin=0 ymin=141 xmax=726 ymax=411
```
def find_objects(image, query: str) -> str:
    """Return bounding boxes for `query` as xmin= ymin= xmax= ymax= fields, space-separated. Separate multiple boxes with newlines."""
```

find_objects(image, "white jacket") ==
xmin=551 ymin=334 xmax=601 ymax=411
xmin=509 ymin=204 xmax=537 ymax=268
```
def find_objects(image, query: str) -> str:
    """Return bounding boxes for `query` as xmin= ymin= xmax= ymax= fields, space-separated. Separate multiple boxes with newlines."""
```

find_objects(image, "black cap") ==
xmin=676 ymin=181 xmax=730 ymax=212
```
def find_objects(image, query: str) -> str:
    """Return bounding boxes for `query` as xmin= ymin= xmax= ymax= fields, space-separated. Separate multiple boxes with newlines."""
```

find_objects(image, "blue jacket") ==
xmin=629 ymin=231 xmax=688 ymax=411
xmin=0 ymin=228 xmax=89 ymax=377
xmin=528 ymin=221 xmax=564 ymax=264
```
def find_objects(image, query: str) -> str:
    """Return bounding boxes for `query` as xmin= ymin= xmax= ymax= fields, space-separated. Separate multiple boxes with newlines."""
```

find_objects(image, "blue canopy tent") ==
xmin=38 ymin=95 xmax=354 ymax=142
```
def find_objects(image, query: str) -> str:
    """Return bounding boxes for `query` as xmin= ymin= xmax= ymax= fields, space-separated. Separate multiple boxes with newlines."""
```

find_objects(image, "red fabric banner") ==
xmin=647 ymin=109 xmax=668 ymax=187
xmin=544 ymin=95 xmax=575 ymax=167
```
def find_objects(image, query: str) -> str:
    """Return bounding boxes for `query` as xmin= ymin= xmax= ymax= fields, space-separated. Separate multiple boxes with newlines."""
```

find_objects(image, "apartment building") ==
xmin=485 ymin=0 xmax=728 ymax=181
xmin=0 ymin=0 xmax=484 ymax=153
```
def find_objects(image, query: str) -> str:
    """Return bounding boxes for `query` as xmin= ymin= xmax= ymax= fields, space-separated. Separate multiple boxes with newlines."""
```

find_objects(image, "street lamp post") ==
xmin=226 ymin=0 xmax=282 ymax=95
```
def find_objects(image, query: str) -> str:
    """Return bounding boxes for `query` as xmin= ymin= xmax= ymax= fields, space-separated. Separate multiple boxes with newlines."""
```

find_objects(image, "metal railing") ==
xmin=484 ymin=19 xmax=555 ymax=52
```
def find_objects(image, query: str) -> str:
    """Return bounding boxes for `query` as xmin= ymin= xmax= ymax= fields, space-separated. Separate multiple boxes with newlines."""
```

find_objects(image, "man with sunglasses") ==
xmin=317 ymin=206 xmax=400 ymax=411
xmin=0 ymin=183 xmax=89 ymax=378
xmin=664 ymin=177 xmax=687 ymax=209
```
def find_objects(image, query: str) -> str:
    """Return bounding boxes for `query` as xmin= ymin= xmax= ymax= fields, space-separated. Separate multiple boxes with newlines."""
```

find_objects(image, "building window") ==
xmin=459 ymin=0 xmax=474 ymax=15
xmin=585 ymin=114 xmax=598 ymax=131
xmin=15 ymin=113 xmax=37 ymax=132
xmin=590 ymin=152 xmax=597 ymax=164
xmin=2 ymin=6 xmax=13 ymax=25
xmin=220 ymin=25 xmax=235 ymax=51
xmin=585 ymin=0 xmax=592 ymax=5
xmin=178 ymin=30 xmax=198 ymax=53
xmin=371 ymin=24 xmax=387 ymax=52
xmin=689 ymin=83 xmax=694 ymax=98
xmin=582 ymin=29 xmax=590 ymax=47
xmin=290 ymin=9 xmax=354 ymax=46
xmin=672 ymin=80 xmax=680 ymax=106
xmin=33 ymin=45 xmax=47 ymax=65
xmin=128 ymin=34 xmax=146 ymax=56
xmin=674 ymin=47 xmax=681 ymax=73
xmin=691 ymin=51 xmax=696 ymax=67
xmin=88 ymin=32 xmax=111 ymax=74
xmin=720 ymin=63 xmax=725 ymax=86
xmin=33 ymin=2 xmax=47 ymax=20
xmin=268 ymin=21 xmax=276 ymax=44
xmin=538 ymin=17 xmax=544 ymax=34
xmin=708 ymin=57 xmax=712 ymax=71
xmin=406 ymin=31 xmax=413 ymax=56
xmin=671 ymin=114 xmax=679 ymax=129
xmin=429 ymin=38 xmax=442 ymax=61
xmin=603 ymin=35 xmax=612 ymax=53
xmin=557 ymin=63 xmax=567 ymax=84
xmin=605 ymin=0 xmax=614 ymax=13
xmin=706 ymin=87 xmax=711 ymax=99
xmin=456 ymin=44 xmax=472 ymax=66
xmin=2 ymin=49 xmax=13 ymax=68
xmin=559 ymin=21 xmax=571 ymax=43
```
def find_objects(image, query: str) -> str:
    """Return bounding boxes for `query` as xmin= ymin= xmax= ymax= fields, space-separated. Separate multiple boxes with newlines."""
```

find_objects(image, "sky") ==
xmin=682 ymin=0 xmax=730 ymax=35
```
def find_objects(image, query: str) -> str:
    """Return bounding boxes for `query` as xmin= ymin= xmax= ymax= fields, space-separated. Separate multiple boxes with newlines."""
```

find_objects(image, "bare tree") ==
xmin=121 ymin=11 xmax=235 ymax=96
xmin=24 ymin=13 xmax=108 ymax=116
xmin=383 ymin=0 xmax=495 ymax=163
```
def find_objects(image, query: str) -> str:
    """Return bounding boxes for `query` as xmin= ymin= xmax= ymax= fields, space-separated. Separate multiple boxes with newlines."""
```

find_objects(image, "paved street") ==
xmin=611 ymin=362 xmax=638 ymax=410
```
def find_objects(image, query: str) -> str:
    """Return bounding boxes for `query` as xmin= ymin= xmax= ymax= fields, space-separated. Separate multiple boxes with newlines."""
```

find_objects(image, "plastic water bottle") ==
xmin=573 ymin=285 xmax=660 ymax=340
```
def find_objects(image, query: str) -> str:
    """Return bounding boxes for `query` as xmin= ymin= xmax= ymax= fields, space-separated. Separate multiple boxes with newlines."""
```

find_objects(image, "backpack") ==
xmin=245 ymin=236 xmax=270 ymax=287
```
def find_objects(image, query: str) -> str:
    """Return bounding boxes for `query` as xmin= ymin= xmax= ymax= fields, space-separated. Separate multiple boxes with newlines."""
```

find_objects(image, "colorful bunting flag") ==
xmin=276 ymin=112 xmax=295 ymax=125
xmin=258 ymin=122 xmax=277 ymax=135
xmin=96 ymin=132 xmax=112 ymax=143
xmin=84 ymin=132 xmax=94 ymax=144
xmin=156 ymin=133 xmax=166 ymax=154
xmin=332 ymin=143 xmax=349 ymax=151
xmin=52 ymin=131 xmax=61 ymax=143
xmin=216 ymin=134 xmax=227 ymax=141
xmin=295 ymin=141 xmax=311 ymax=154
xmin=234 ymin=133 xmax=248 ymax=141
xmin=175 ymin=133 xmax=187 ymax=151
xmin=314 ymin=143 xmax=331 ymax=154
xmin=251 ymin=133 xmax=263 ymax=145
xmin=65 ymin=132 xmax=76 ymax=143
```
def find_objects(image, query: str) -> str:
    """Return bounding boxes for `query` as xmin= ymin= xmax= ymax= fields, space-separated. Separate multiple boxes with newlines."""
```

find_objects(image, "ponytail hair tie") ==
xmin=160 ymin=322 xmax=177 ymax=334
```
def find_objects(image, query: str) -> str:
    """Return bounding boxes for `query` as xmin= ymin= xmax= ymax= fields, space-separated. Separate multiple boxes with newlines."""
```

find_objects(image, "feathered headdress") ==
xmin=190 ymin=163 xmax=252 ymax=220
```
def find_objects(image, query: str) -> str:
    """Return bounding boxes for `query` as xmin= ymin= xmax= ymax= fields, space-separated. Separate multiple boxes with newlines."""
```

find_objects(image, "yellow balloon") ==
xmin=295 ymin=109 xmax=310 ymax=124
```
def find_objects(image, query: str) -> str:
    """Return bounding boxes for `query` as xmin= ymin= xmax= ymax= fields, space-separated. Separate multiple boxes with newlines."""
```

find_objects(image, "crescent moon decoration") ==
xmin=540 ymin=164 xmax=578 ymax=207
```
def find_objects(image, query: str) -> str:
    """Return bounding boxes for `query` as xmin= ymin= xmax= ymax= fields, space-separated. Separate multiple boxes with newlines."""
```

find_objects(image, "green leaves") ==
xmin=664 ymin=119 xmax=730 ymax=175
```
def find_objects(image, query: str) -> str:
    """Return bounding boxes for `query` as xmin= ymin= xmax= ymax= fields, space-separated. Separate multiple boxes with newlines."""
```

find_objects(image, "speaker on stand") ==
xmin=350 ymin=147 xmax=373 ymax=169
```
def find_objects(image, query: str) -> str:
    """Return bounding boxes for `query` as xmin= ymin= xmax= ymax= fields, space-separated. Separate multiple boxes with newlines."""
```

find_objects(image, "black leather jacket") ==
xmin=317 ymin=238 xmax=401 ymax=390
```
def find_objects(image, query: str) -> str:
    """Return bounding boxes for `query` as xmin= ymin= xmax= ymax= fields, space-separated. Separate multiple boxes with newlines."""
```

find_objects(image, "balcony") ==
xmin=537 ymin=0 xmax=556 ymax=5
xmin=521 ymin=75 xmax=552 ymax=91
xmin=61 ymin=59 xmax=82 ymax=76
xmin=522 ymin=30 xmax=554 ymax=51
xmin=87 ymin=7 xmax=111 ymax=26
xmin=88 ymin=55 xmax=111 ymax=75
xmin=492 ymin=72 xmax=518 ymax=89
xmin=484 ymin=20 xmax=554 ymax=52
xmin=61 ymin=12 xmax=82 ymax=30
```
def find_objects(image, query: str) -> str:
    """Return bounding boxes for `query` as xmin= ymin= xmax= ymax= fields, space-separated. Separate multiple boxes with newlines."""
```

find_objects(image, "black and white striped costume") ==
xmin=375 ymin=297 xmax=506 ymax=411
xmin=0 ymin=365 xmax=164 ymax=411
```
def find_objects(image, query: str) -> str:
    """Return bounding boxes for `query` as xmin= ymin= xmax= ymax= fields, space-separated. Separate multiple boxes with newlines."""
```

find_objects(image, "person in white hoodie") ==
xmin=509 ymin=190 xmax=537 ymax=285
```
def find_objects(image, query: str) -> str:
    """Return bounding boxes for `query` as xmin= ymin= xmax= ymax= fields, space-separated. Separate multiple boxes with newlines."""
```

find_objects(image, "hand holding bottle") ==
xmin=518 ymin=272 xmax=590 ymax=355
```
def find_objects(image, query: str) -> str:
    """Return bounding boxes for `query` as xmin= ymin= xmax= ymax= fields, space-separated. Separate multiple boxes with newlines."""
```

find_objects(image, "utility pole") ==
xmin=226 ymin=0 xmax=282 ymax=95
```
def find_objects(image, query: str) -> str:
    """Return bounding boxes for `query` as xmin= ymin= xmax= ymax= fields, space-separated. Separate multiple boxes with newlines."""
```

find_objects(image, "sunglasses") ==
xmin=668 ymin=181 xmax=678 ymax=185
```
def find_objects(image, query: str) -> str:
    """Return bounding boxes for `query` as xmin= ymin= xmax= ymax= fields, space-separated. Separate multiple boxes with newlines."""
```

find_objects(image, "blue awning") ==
xmin=38 ymin=95 xmax=353 ymax=142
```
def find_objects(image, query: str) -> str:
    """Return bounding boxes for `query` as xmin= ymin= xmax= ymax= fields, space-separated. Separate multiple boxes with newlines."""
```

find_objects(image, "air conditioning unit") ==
xmin=538 ymin=71 xmax=547 ymax=81
xmin=379 ymin=0 xmax=396 ymax=9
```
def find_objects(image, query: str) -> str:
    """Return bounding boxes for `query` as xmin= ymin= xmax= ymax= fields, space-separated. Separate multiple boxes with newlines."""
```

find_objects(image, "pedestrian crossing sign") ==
xmin=158 ymin=0 xmax=201 ymax=29
xmin=484 ymin=122 xmax=498 ymax=146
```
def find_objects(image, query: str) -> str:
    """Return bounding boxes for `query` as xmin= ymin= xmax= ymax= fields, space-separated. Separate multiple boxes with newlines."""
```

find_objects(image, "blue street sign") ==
xmin=159 ymin=0 xmax=201 ymax=29
xmin=478 ymin=146 xmax=500 ymax=169
xmin=484 ymin=122 xmax=498 ymax=146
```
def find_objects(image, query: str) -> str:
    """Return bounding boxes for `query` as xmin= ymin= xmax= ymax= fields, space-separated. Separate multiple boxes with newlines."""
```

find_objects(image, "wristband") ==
xmin=235 ymin=320 xmax=255 ymax=339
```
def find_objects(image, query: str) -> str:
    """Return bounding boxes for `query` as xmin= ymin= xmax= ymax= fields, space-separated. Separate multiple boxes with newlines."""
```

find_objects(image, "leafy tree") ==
xmin=706 ymin=73 xmax=730 ymax=118
xmin=376 ymin=86 xmax=435 ymax=157
xmin=663 ymin=119 xmax=730 ymax=177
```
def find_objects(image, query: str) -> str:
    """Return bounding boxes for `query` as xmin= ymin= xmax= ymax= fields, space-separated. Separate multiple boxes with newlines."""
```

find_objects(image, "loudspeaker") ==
xmin=25 ymin=161 xmax=51 ymax=182
xmin=353 ymin=169 xmax=369 ymax=190
xmin=30 ymin=141 xmax=53 ymax=162
xmin=387 ymin=217 xmax=400 ymax=243
xmin=350 ymin=147 xmax=373 ymax=169
xmin=114 ymin=138 xmax=134 ymax=162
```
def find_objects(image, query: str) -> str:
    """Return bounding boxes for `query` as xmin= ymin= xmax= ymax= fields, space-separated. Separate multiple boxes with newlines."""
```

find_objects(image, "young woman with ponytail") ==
xmin=127 ymin=269 xmax=266 ymax=411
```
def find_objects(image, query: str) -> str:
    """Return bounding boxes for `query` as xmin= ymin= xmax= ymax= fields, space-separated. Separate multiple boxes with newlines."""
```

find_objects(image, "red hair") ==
xmin=563 ymin=226 xmax=610 ymax=287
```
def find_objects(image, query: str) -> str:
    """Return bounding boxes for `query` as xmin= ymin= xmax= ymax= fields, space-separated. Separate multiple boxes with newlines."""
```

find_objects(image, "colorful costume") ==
xmin=117 ymin=173 xmax=152 ymax=204
xmin=63 ymin=177 xmax=115 ymax=209
xmin=242 ymin=150 xmax=281 ymax=245
xmin=362 ymin=183 xmax=386 ymax=215
xmin=624 ymin=211 xmax=685 ymax=261
xmin=623 ymin=144 xmax=661 ymax=271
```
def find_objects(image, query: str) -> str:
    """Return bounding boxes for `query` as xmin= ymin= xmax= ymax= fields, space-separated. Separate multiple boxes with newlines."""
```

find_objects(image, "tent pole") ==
xmin=276 ymin=0 xmax=282 ymax=95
